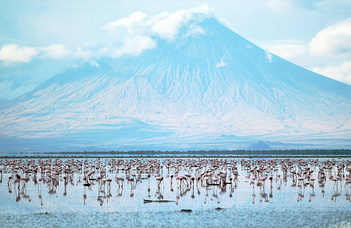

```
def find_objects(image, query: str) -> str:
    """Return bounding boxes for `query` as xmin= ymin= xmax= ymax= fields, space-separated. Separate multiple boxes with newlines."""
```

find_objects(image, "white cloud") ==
xmin=0 ymin=43 xmax=93 ymax=66
xmin=218 ymin=17 xmax=231 ymax=28
xmin=216 ymin=58 xmax=227 ymax=68
xmin=0 ymin=44 xmax=38 ymax=63
xmin=110 ymin=11 xmax=147 ymax=29
xmin=97 ymin=47 xmax=109 ymax=56
xmin=105 ymin=4 xmax=211 ymax=40
xmin=265 ymin=51 xmax=273 ymax=62
xmin=104 ymin=11 xmax=148 ymax=34
xmin=265 ymin=42 xmax=306 ymax=59
xmin=0 ymin=4 xmax=211 ymax=65
xmin=309 ymin=18 xmax=351 ymax=58
xmin=75 ymin=47 xmax=93 ymax=61
xmin=314 ymin=60 xmax=351 ymax=85
xmin=148 ymin=4 xmax=211 ymax=40
xmin=74 ymin=47 xmax=99 ymax=66
xmin=102 ymin=4 xmax=212 ymax=58
xmin=111 ymin=35 xmax=157 ymax=58
xmin=262 ymin=38 xmax=351 ymax=85
xmin=185 ymin=25 xmax=206 ymax=37
xmin=41 ymin=44 xmax=72 ymax=59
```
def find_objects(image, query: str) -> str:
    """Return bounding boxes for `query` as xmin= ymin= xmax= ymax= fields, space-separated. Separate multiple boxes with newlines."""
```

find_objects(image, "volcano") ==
xmin=1 ymin=15 xmax=350 ymax=152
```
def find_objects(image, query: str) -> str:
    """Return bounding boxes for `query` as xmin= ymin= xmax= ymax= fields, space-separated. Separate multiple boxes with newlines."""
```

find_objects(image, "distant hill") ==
xmin=247 ymin=141 xmax=272 ymax=150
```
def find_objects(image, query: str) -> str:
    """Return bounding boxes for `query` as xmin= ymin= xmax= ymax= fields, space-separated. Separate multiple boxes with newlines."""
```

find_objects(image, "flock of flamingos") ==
xmin=1 ymin=157 xmax=351 ymax=208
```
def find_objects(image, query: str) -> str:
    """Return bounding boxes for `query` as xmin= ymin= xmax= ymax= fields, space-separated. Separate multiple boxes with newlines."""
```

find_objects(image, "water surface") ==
xmin=0 ymin=157 xmax=350 ymax=227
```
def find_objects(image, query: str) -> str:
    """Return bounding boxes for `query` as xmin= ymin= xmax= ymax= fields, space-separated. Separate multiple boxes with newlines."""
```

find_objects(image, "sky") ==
xmin=0 ymin=0 xmax=351 ymax=103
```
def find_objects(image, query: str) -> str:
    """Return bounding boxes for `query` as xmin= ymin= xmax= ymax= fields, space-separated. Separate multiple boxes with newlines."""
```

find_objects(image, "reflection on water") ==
xmin=0 ymin=157 xmax=351 ymax=227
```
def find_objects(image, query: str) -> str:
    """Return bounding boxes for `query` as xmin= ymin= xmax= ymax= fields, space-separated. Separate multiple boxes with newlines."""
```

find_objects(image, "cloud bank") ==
xmin=0 ymin=43 xmax=99 ymax=67
xmin=41 ymin=44 xmax=72 ymax=59
xmin=265 ymin=42 xmax=307 ymax=60
xmin=102 ymin=4 xmax=212 ymax=58
xmin=265 ymin=17 xmax=351 ymax=85
xmin=104 ymin=4 xmax=211 ymax=40
xmin=0 ymin=4 xmax=213 ymax=101
xmin=309 ymin=18 xmax=351 ymax=58
xmin=0 ymin=4 xmax=212 ymax=65
xmin=0 ymin=44 xmax=38 ymax=63
xmin=308 ymin=18 xmax=351 ymax=84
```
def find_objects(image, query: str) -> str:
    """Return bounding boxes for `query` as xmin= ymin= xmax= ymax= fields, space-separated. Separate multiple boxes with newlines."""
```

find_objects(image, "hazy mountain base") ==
xmin=0 ymin=127 xmax=349 ymax=154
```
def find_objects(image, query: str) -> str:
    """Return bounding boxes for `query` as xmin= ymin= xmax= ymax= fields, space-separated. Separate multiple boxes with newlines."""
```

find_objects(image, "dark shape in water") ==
xmin=143 ymin=199 xmax=175 ymax=203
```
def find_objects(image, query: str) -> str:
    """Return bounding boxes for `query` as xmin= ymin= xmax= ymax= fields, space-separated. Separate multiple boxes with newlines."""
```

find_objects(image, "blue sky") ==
xmin=0 ymin=0 xmax=351 ymax=102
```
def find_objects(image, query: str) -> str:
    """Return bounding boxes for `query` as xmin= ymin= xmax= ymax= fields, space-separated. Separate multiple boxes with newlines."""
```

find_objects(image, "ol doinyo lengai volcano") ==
xmin=0 ymin=9 xmax=350 ymax=153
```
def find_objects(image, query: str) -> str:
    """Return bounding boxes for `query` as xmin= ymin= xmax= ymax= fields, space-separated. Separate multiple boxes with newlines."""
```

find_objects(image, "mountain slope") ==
xmin=0 ymin=17 xmax=350 ymax=152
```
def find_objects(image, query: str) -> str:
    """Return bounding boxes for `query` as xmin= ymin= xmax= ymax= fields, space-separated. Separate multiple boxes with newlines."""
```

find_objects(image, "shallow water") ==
xmin=0 ymin=157 xmax=351 ymax=227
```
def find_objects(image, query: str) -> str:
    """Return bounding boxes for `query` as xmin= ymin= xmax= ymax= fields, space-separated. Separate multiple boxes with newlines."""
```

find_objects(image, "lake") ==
xmin=0 ymin=157 xmax=350 ymax=227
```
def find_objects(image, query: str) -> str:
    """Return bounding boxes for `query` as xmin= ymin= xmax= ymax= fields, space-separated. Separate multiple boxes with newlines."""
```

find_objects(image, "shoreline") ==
xmin=1 ymin=149 xmax=350 ymax=159
xmin=1 ymin=154 xmax=351 ymax=159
